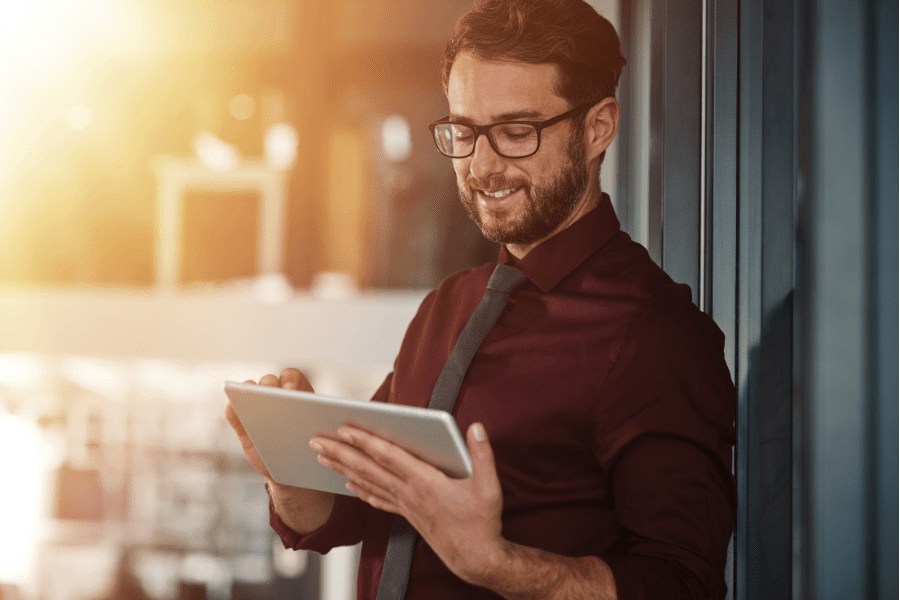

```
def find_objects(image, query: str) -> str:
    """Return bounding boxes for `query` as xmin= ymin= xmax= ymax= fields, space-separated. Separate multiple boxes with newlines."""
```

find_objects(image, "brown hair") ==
xmin=441 ymin=0 xmax=627 ymax=108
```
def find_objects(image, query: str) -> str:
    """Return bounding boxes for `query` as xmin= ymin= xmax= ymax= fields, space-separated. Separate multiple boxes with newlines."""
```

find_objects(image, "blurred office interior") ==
xmin=0 ymin=1 xmax=895 ymax=600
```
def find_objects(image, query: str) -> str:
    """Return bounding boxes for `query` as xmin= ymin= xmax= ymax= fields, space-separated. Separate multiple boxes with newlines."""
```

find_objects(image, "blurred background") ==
xmin=0 ymin=0 xmax=895 ymax=600
xmin=0 ymin=0 xmax=519 ymax=599
xmin=0 ymin=0 xmax=620 ymax=599
xmin=0 ymin=0 xmax=505 ymax=290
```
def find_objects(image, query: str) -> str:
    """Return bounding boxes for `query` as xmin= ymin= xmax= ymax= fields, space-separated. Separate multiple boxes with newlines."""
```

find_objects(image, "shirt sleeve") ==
xmin=271 ymin=492 xmax=370 ymax=552
xmin=593 ymin=293 xmax=737 ymax=600
xmin=269 ymin=372 xmax=395 ymax=553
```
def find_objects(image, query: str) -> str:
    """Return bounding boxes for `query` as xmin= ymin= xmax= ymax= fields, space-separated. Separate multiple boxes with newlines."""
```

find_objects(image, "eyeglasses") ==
xmin=428 ymin=102 xmax=596 ymax=159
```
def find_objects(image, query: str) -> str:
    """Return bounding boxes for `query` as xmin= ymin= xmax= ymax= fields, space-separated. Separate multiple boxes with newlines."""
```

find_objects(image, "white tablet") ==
xmin=224 ymin=381 xmax=473 ymax=497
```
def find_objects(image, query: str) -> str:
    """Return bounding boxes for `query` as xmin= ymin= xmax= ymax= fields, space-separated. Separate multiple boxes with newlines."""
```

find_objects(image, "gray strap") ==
xmin=374 ymin=264 xmax=526 ymax=600
xmin=428 ymin=264 xmax=527 ymax=413
xmin=376 ymin=516 xmax=419 ymax=600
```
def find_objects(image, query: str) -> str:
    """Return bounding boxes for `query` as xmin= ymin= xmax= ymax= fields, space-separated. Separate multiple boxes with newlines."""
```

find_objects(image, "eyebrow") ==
xmin=448 ymin=109 xmax=546 ymax=124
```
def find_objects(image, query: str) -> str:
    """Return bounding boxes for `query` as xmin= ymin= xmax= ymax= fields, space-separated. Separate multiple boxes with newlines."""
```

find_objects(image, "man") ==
xmin=226 ymin=0 xmax=736 ymax=598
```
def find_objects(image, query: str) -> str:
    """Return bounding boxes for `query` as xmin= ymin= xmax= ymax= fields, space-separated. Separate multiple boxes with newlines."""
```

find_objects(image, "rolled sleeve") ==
xmin=604 ymin=435 xmax=735 ymax=600
xmin=594 ymin=295 xmax=737 ymax=599
xmin=271 ymin=492 xmax=370 ymax=553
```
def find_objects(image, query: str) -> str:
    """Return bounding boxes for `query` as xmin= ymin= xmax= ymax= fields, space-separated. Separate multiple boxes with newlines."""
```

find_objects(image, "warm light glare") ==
xmin=0 ymin=0 xmax=140 ymax=78
xmin=273 ymin=537 xmax=308 ymax=579
xmin=0 ymin=412 xmax=43 ymax=585
xmin=0 ymin=353 xmax=49 ymax=390
xmin=66 ymin=104 xmax=93 ymax=130
xmin=229 ymin=94 xmax=256 ymax=121
xmin=194 ymin=131 xmax=240 ymax=172
xmin=381 ymin=115 xmax=412 ymax=163
xmin=0 ymin=0 xmax=153 ymax=237
xmin=0 ymin=1 xmax=305 ymax=283
xmin=61 ymin=357 xmax=130 ymax=400
xmin=264 ymin=122 xmax=298 ymax=170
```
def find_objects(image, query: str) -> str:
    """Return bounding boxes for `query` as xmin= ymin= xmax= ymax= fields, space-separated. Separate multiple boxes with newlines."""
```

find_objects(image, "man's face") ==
xmin=446 ymin=52 xmax=590 ymax=250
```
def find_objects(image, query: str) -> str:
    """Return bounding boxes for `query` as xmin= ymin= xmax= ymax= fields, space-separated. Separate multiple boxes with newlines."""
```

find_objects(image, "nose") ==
xmin=468 ymin=133 xmax=506 ymax=181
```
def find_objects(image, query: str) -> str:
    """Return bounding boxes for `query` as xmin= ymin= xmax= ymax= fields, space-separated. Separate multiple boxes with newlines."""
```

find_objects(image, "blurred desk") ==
xmin=0 ymin=286 xmax=427 ymax=599
xmin=0 ymin=286 xmax=427 ymax=370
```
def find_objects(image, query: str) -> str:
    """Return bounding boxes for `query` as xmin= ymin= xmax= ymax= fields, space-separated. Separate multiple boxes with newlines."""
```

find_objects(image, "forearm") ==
xmin=475 ymin=540 xmax=617 ymax=600
xmin=266 ymin=479 xmax=335 ymax=535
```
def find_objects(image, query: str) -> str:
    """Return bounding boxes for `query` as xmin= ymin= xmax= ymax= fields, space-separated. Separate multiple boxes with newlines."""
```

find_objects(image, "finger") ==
xmin=224 ymin=403 xmax=241 ymax=427
xmin=323 ymin=451 xmax=397 ymax=503
xmin=242 ymin=379 xmax=257 ymax=385
xmin=280 ymin=368 xmax=314 ymax=392
xmin=317 ymin=449 xmax=399 ymax=509
xmin=467 ymin=423 xmax=501 ymax=495
xmin=345 ymin=481 xmax=398 ymax=513
xmin=312 ymin=436 xmax=406 ymax=498
xmin=224 ymin=403 xmax=247 ymax=434
xmin=338 ymin=426 xmax=442 ymax=482
xmin=341 ymin=464 xmax=402 ymax=513
xmin=258 ymin=373 xmax=281 ymax=387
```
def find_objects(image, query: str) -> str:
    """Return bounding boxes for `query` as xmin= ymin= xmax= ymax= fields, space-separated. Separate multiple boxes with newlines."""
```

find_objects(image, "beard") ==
xmin=457 ymin=132 xmax=589 ymax=246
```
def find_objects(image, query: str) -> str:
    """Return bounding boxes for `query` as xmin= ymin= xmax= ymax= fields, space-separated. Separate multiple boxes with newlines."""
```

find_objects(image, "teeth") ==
xmin=483 ymin=188 xmax=517 ymax=198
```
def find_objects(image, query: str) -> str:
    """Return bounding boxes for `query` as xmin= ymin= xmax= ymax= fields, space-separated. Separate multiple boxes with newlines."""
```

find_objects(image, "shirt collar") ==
xmin=498 ymin=192 xmax=621 ymax=293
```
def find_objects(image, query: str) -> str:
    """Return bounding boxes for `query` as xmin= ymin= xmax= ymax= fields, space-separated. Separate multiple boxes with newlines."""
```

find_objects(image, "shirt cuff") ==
xmin=269 ymin=488 xmax=369 ymax=553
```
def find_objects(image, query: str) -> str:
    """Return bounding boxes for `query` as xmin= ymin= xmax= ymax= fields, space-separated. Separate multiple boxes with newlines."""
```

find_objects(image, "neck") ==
xmin=505 ymin=179 xmax=603 ymax=260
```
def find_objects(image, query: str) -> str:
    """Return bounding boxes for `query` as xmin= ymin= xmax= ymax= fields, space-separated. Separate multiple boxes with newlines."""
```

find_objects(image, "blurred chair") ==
xmin=178 ymin=582 xmax=206 ymax=600
xmin=54 ymin=463 xmax=104 ymax=522
xmin=153 ymin=157 xmax=287 ymax=290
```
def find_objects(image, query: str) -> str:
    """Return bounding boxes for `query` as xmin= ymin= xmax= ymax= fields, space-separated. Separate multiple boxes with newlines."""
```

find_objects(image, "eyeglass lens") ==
xmin=433 ymin=123 xmax=539 ymax=158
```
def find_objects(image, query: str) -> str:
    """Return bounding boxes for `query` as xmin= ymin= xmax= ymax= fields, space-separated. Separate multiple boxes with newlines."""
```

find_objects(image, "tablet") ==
xmin=224 ymin=381 xmax=473 ymax=497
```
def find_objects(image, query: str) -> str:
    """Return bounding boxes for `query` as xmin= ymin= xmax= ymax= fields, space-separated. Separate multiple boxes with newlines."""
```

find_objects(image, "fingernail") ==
xmin=309 ymin=440 xmax=323 ymax=452
xmin=471 ymin=422 xmax=487 ymax=441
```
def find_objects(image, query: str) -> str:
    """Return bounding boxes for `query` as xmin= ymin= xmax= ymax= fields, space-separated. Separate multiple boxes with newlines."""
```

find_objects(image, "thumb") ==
xmin=466 ymin=422 xmax=500 ymax=490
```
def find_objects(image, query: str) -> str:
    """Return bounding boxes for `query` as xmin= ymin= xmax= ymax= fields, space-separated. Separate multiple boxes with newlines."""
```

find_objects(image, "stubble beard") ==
xmin=457 ymin=133 xmax=589 ymax=247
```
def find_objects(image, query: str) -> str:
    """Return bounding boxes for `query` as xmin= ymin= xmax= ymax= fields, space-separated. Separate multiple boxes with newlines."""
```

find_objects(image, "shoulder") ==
xmin=600 ymin=233 xmax=686 ymax=301
xmin=436 ymin=261 xmax=496 ymax=295
xmin=417 ymin=262 xmax=496 ymax=313
xmin=593 ymin=276 xmax=735 ymax=470
xmin=592 ymin=236 xmax=733 ymax=413
xmin=613 ymin=280 xmax=727 ymax=385
xmin=400 ymin=262 xmax=497 ymax=343
xmin=605 ymin=282 xmax=735 ymax=427
xmin=572 ymin=232 xmax=697 ymax=326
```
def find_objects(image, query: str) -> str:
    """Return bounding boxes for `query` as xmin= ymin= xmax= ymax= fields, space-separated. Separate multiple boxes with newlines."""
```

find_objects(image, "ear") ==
xmin=583 ymin=97 xmax=619 ymax=162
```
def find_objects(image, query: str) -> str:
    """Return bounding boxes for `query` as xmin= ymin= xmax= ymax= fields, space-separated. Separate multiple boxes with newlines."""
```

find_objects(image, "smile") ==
xmin=481 ymin=188 xmax=520 ymax=199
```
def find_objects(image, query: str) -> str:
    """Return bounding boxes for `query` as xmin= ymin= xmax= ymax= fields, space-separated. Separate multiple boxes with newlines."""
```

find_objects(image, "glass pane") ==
xmin=434 ymin=124 xmax=475 ymax=157
xmin=491 ymin=124 xmax=538 ymax=156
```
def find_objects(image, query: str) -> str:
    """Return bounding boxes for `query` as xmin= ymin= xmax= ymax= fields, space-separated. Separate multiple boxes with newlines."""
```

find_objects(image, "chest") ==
xmin=391 ymin=289 xmax=642 ymax=501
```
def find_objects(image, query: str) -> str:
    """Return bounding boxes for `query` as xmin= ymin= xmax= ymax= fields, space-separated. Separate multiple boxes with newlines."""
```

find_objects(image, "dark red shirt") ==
xmin=272 ymin=194 xmax=737 ymax=599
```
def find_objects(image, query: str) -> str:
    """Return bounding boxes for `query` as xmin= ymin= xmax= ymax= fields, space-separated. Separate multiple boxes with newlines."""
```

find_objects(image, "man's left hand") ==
xmin=309 ymin=421 xmax=506 ymax=586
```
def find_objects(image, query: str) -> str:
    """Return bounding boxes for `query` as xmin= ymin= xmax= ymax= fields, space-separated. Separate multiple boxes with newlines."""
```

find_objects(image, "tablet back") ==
xmin=224 ymin=382 xmax=472 ymax=496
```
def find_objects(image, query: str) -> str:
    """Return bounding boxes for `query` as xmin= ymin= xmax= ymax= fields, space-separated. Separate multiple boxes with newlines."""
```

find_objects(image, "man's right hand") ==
xmin=225 ymin=367 xmax=336 ymax=535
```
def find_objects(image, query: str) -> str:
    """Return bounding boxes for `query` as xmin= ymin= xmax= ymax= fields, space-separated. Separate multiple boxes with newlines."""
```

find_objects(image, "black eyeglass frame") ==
xmin=428 ymin=101 xmax=598 ymax=159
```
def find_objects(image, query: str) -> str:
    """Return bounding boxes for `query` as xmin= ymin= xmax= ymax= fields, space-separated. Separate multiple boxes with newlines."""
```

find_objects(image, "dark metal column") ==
xmin=870 ymin=2 xmax=899 ymax=597
xmin=705 ymin=0 xmax=739 ymax=596
xmin=795 ymin=0 xmax=898 ymax=597
xmin=807 ymin=0 xmax=867 ymax=595
xmin=706 ymin=0 xmax=738 ymax=343
xmin=734 ymin=0 xmax=764 ymax=597
xmin=733 ymin=1 xmax=802 ymax=598
xmin=647 ymin=0 xmax=703 ymax=302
